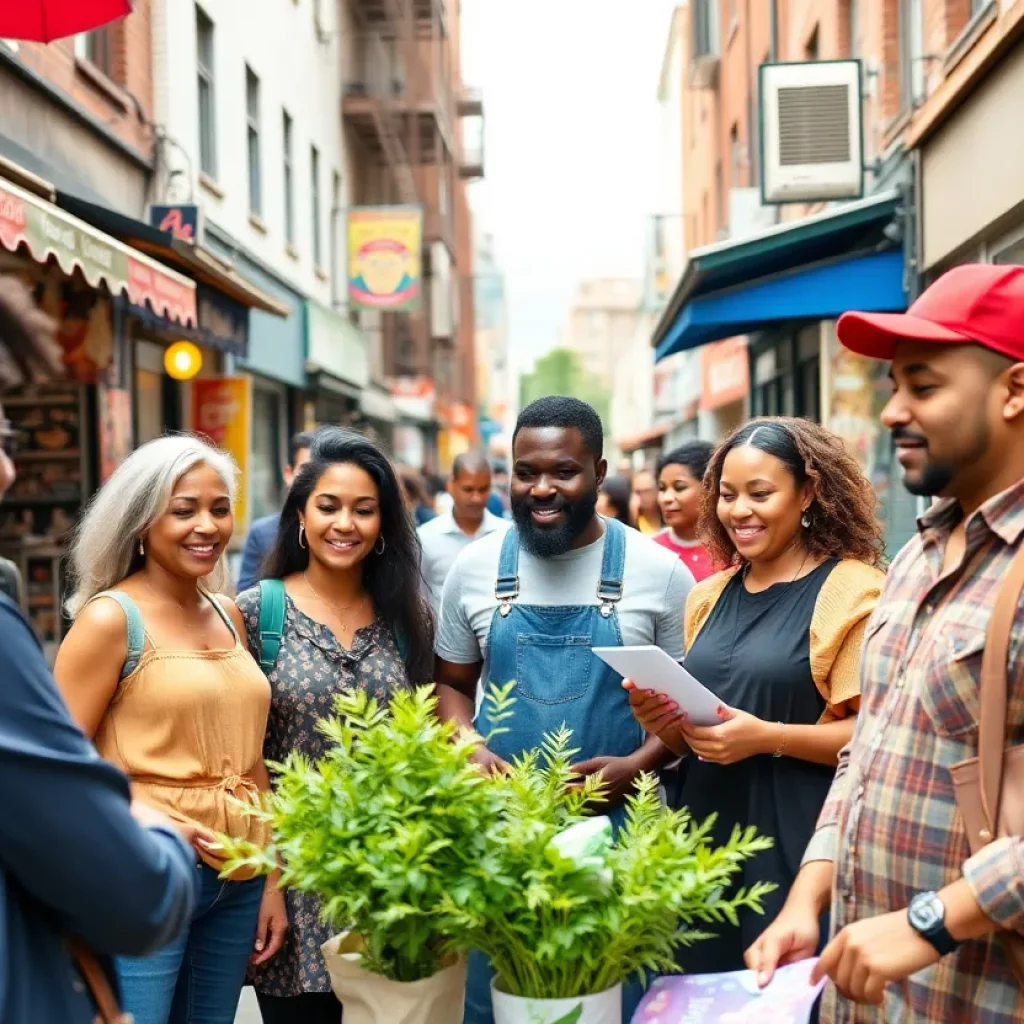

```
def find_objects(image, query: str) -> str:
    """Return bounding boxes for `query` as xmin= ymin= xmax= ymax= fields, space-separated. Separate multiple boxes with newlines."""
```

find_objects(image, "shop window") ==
xmin=798 ymin=354 xmax=821 ymax=421
xmin=251 ymin=387 xmax=283 ymax=520
xmin=196 ymin=6 xmax=217 ymax=179
xmin=283 ymin=110 xmax=295 ymax=246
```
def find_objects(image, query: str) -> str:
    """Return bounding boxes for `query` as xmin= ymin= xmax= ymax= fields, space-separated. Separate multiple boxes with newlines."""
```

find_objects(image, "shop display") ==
xmin=0 ymin=380 xmax=88 ymax=657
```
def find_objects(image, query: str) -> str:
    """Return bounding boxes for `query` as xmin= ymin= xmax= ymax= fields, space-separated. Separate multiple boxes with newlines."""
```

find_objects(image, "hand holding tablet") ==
xmin=592 ymin=645 xmax=724 ymax=727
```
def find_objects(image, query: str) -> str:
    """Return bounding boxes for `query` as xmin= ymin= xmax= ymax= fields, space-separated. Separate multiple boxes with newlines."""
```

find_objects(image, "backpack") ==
xmin=256 ymin=578 xmax=409 ymax=673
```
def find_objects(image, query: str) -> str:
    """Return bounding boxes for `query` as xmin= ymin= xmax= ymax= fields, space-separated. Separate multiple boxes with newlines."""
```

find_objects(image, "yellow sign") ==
xmin=347 ymin=205 xmax=422 ymax=311
xmin=191 ymin=376 xmax=252 ymax=530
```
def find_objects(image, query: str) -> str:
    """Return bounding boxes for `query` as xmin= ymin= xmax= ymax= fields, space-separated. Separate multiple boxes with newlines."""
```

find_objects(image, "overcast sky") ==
xmin=461 ymin=0 xmax=678 ymax=376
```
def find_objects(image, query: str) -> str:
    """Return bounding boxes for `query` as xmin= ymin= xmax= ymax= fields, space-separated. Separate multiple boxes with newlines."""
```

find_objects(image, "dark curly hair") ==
xmin=700 ymin=417 xmax=885 ymax=570
xmin=265 ymin=427 xmax=435 ymax=685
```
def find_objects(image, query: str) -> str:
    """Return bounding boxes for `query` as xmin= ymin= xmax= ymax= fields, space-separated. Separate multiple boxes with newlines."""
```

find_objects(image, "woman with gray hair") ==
xmin=0 ymin=277 xmax=198 ymax=1024
xmin=55 ymin=434 xmax=286 ymax=1024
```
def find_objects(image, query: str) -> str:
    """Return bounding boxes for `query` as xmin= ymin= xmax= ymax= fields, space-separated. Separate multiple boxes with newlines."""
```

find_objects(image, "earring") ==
xmin=298 ymin=524 xmax=307 ymax=549
xmin=138 ymin=537 xmax=145 ymax=556
xmin=374 ymin=535 xmax=386 ymax=555
xmin=801 ymin=511 xmax=812 ymax=529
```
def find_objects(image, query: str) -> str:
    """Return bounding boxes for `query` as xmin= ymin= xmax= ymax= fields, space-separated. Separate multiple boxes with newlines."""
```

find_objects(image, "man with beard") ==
xmin=434 ymin=395 xmax=693 ymax=1024
xmin=747 ymin=264 xmax=1024 ymax=1023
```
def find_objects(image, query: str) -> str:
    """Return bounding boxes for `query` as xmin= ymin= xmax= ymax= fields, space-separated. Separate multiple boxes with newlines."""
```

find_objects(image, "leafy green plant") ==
xmin=217 ymin=686 xmax=505 ymax=982
xmin=444 ymin=685 xmax=777 ymax=1000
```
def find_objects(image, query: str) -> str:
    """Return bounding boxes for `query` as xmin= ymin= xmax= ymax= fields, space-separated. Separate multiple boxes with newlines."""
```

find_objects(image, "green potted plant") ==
xmin=218 ymin=686 xmax=505 ymax=1024
xmin=449 ymin=687 xmax=777 ymax=1024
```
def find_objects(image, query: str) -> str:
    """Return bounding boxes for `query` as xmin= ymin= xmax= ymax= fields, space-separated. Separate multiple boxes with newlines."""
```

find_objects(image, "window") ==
xmin=847 ymin=0 xmax=859 ymax=57
xmin=331 ymin=170 xmax=341 ymax=299
xmin=246 ymin=68 xmax=262 ymax=215
xmin=283 ymin=111 xmax=295 ymax=246
xmin=251 ymin=387 xmax=284 ymax=520
xmin=692 ymin=0 xmax=719 ymax=58
xmin=196 ymin=6 xmax=216 ymax=178
xmin=900 ymin=0 xmax=925 ymax=109
xmin=74 ymin=29 xmax=114 ymax=78
xmin=311 ymin=145 xmax=322 ymax=267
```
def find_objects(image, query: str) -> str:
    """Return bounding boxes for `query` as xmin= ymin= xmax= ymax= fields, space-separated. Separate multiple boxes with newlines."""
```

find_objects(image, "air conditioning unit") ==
xmin=759 ymin=60 xmax=863 ymax=205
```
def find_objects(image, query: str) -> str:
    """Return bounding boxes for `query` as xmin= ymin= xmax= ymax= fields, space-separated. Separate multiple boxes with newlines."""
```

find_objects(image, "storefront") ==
xmin=304 ymin=299 xmax=370 ymax=431
xmin=391 ymin=376 xmax=438 ymax=472
xmin=916 ymin=34 xmax=1024 ymax=277
xmin=699 ymin=338 xmax=748 ymax=441
xmin=0 ymin=173 xmax=196 ymax=659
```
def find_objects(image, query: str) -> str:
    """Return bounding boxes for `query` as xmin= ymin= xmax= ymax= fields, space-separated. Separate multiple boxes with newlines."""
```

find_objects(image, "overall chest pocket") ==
xmin=916 ymin=624 xmax=986 ymax=739
xmin=515 ymin=634 xmax=593 ymax=705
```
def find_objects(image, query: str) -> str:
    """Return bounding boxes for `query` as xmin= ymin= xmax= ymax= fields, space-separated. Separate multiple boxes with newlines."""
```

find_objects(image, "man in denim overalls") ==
xmin=435 ymin=397 xmax=695 ymax=1024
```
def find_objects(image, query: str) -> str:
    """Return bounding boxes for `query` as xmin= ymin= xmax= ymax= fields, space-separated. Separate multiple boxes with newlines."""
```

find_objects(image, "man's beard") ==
xmin=513 ymin=489 xmax=598 ymax=558
xmin=892 ymin=424 xmax=985 ymax=497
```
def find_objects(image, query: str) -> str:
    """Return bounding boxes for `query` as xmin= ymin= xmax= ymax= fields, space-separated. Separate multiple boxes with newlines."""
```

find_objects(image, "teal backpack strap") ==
xmin=257 ymin=579 xmax=287 ymax=674
xmin=94 ymin=590 xmax=145 ymax=680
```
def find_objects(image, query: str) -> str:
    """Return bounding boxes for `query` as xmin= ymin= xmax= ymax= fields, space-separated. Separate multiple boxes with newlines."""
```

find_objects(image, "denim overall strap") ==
xmin=494 ymin=525 xmax=520 ymax=615
xmin=596 ymin=517 xmax=626 ymax=615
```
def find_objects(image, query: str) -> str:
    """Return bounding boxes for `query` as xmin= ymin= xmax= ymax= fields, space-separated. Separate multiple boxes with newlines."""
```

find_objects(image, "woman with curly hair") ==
xmin=626 ymin=417 xmax=885 ymax=976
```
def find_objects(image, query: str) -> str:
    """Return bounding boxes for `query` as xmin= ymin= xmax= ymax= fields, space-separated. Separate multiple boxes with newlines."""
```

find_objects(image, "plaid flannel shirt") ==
xmin=804 ymin=480 xmax=1024 ymax=1023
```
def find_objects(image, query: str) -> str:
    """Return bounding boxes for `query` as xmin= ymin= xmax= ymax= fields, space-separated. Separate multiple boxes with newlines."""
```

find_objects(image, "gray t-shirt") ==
xmin=436 ymin=523 xmax=694 ymax=687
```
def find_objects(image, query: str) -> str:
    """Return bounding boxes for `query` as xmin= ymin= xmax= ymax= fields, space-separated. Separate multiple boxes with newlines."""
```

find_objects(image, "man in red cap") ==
xmin=746 ymin=264 xmax=1024 ymax=1023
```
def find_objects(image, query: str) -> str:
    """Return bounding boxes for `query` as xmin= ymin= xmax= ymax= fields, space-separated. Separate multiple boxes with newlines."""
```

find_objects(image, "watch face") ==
xmin=909 ymin=893 xmax=943 ymax=932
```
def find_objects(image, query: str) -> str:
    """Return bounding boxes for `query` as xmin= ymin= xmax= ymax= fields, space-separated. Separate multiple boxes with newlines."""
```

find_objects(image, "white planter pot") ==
xmin=321 ymin=932 xmax=466 ymax=1024
xmin=491 ymin=983 xmax=622 ymax=1024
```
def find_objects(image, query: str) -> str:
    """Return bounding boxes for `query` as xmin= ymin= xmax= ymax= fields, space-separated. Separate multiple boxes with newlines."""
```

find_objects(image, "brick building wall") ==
xmin=12 ymin=1 xmax=154 ymax=162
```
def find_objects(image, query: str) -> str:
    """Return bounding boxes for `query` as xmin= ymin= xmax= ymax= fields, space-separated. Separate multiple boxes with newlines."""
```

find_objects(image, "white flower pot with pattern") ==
xmin=491 ymin=983 xmax=622 ymax=1024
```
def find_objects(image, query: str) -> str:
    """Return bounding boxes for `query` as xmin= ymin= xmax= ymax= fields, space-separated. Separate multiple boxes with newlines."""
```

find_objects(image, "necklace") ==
xmin=301 ymin=573 xmax=366 ymax=610
xmin=742 ymin=549 xmax=811 ymax=586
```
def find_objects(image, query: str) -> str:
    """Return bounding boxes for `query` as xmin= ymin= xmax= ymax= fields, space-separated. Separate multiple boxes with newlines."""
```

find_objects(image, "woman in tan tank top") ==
xmin=55 ymin=435 xmax=285 ymax=1024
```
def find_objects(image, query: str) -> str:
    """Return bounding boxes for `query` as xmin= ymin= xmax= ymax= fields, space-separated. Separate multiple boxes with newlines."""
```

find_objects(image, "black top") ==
xmin=675 ymin=560 xmax=839 ymax=974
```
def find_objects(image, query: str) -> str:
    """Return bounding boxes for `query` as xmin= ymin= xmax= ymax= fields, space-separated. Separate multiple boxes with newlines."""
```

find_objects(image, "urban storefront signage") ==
xmin=347 ymin=205 xmax=422 ymax=312
xmin=196 ymin=284 xmax=248 ymax=357
xmin=0 ymin=177 xmax=197 ymax=326
xmin=700 ymin=337 xmax=749 ymax=411
xmin=192 ymin=377 xmax=251 ymax=528
xmin=149 ymin=203 xmax=202 ymax=244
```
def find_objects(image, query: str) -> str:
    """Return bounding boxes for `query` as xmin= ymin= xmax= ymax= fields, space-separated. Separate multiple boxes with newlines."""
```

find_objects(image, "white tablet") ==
xmin=593 ymin=645 xmax=723 ymax=727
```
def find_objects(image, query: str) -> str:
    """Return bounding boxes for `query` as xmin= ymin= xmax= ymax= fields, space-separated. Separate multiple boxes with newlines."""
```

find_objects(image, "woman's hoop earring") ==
xmin=138 ymin=537 xmax=145 ymax=557
xmin=374 ymin=535 xmax=386 ymax=555
xmin=801 ymin=511 xmax=812 ymax=529
xmin=298 ymin=524 xmax=307 ymax=549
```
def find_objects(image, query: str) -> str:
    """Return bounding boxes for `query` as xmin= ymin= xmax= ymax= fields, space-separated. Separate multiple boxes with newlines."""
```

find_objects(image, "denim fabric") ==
xmin=117 ymin=865 xmax=264 ymax=1024
xmin=467 ymin=519 xmax=646 ymax=1024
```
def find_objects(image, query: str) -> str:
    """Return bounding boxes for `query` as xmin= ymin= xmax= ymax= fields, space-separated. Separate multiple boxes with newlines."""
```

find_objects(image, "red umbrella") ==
xmin=0 ymin=0 xmax=132 ymax=42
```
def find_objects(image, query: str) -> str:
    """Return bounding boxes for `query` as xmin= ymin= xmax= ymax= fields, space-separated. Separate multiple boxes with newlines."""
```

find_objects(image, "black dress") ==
xmin=677 ymin=560 xmax=840 ymax=974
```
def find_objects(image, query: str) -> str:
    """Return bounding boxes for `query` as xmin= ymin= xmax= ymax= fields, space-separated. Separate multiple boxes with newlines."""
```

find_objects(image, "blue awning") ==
xmin=653 ymin=191 xmax=908 ymax=362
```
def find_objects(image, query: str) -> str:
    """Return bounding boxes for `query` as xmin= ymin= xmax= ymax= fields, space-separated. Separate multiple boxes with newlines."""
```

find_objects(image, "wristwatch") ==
xmin=907 ymin=891 xmax=960 ymax=956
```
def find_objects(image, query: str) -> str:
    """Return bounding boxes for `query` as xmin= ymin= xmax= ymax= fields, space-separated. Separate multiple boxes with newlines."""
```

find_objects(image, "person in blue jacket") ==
xmin=0 ymin=277 xmax=198 ymax=1024
xmin=238 ymin=431 xmax=315 ymax=591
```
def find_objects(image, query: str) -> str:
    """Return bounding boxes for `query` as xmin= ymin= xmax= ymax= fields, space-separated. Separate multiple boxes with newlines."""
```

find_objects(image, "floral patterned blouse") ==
xmin=236 ymin=585 xmax=411 ymax=997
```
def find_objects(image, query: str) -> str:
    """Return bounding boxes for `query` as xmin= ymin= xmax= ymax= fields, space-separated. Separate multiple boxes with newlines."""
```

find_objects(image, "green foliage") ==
xmin=443 ymin=688 xmax=778 ymax=1000
xmin=518 ymin=348 xmax=611 ymax=426
xmin=217 ymin=686 xmax=505 ymax=983
xmin=219 ymin=683 xmax=776 ymax=998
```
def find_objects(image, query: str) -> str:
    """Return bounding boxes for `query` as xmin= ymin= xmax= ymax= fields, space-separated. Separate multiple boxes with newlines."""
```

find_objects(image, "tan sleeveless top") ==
xmin=91 ymin=590 xmax=272 ymax=879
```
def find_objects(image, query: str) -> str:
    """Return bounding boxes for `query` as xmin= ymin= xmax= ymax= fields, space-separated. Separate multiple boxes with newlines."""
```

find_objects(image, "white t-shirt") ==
xmin=436 ymin=522 xmax=694 ymax=685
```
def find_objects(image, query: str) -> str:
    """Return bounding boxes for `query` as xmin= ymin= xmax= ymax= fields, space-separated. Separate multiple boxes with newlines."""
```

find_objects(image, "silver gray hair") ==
xmin=66 ymin=434 xmax=239 ymax=618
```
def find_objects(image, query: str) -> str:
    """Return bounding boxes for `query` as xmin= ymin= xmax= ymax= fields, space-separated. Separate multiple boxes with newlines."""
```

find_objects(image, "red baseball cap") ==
xmin=837 ymin=263 xmax=1024 ymax=361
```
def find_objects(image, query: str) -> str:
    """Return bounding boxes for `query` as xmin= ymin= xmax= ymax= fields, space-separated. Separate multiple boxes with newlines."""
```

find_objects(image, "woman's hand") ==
xmin=622 ymin=680 xmax=688 ymax=756
xmin=681 ymin=705 xmax=777 ymax=765
xmin=251 ymin=877 xmax=288 ymax=965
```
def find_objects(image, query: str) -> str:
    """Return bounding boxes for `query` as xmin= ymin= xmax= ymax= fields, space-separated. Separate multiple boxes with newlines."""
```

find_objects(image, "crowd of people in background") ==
xmin=2 ymin=264 xmax=1024 ymax=1024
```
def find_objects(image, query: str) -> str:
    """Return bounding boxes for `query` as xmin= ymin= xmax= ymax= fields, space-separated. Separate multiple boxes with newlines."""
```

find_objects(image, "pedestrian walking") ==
xmin=433 ymin=395 xmax=695 ymax=1024
xmin=628 ymin=418 xmax=884 ymax=978
xmin=237 ymin=432 xmax=314 ymax=592
xmin=0 ymin=278 xmax=198 ymax=1024
xmin=630 ymin=465 xmax=662 ymax=535
xmin=653 ymin=440 xmax=717 ymax=581
xmin=596 ymin=474 xmax=634 ymax=526
xmin=748 ymin=264 xmax=1024 ymax=1023
xmin=418 ymin=451 xmax=509 ymax=612
xmin=237 ymin=427 xmax=434 ymax=1024
xmin=55 ymin=435 xmax=285 ymax=1024
xmin=487 ymin=460 xmax=511 ymax=519
xmin=399 ymin=465 xmax=438 ymax=526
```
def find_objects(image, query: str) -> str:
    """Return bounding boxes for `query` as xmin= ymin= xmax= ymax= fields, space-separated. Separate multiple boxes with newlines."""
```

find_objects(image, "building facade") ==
xmin=562 ymin=278 xmax=644 ymax=387
xmin=473 ymin=229 xmax=513 ymax=456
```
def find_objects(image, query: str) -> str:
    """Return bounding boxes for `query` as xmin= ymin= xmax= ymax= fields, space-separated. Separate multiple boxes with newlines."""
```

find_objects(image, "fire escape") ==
xmin=342 ymin=0 xmax=457 ymax=386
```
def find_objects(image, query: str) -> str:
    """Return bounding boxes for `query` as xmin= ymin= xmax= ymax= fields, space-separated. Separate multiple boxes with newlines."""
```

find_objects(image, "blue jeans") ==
xmin=117 ymin=865 xmax=265 ymax=1024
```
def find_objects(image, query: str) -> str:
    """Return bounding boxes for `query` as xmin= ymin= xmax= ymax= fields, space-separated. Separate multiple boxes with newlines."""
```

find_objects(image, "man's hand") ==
xmin=470 ymin=745 xmax=511 ymax=775
xmin=812 ymin=910 xmax=940 ymax=1005
xmin=745 ymin=899 xmax=822 ymax=987
xmin=682 ymin=705 xmax=775 ymax=765
xmin=570 ymin=754 xmax=640 ymax=808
